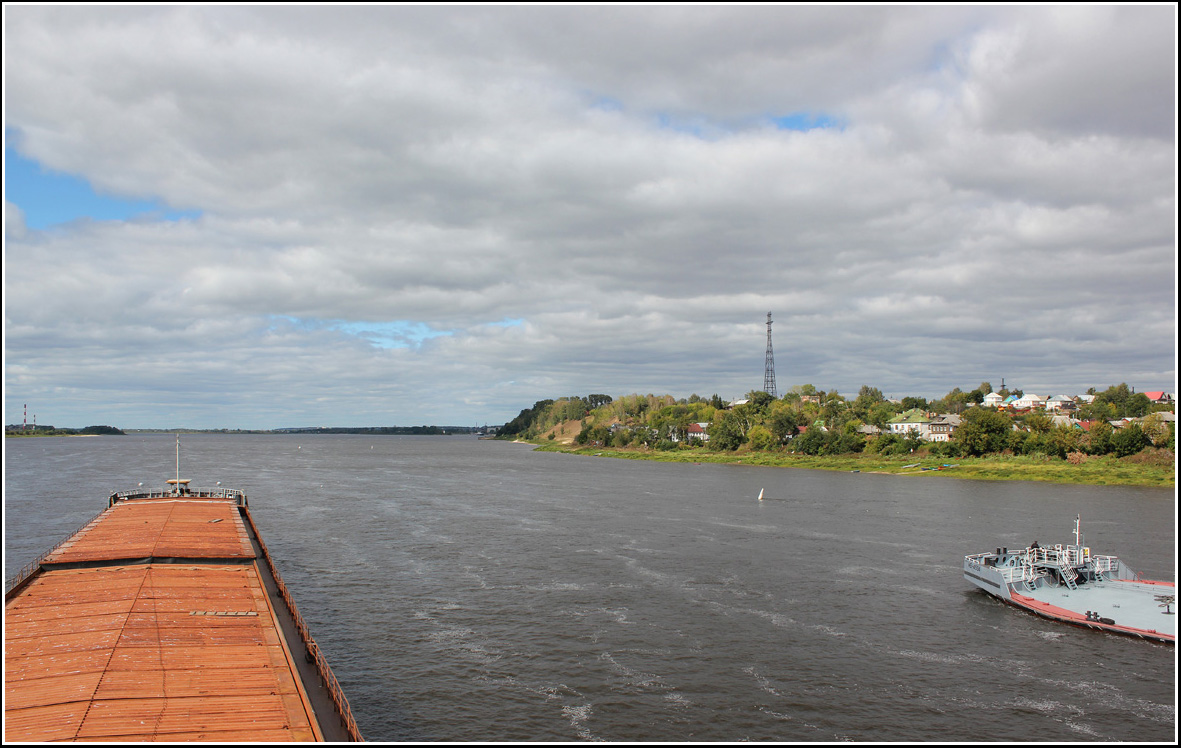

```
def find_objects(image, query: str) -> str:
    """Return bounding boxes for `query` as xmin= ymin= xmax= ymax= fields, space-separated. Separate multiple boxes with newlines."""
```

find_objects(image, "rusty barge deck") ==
xmin=4 ymin=486 xmax=362 ymax=742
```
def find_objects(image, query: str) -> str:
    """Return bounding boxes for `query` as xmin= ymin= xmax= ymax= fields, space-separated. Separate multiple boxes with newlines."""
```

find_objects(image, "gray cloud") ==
xmin=3 ymin=5 xmax=1175 ymax=428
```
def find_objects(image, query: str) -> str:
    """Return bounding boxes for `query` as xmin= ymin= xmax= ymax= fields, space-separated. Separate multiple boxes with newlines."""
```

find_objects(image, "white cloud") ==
xmin=4 ymin=201 xmax=27 ymax=239
xmin=3 ymin=5 xmax=1175 ymax=428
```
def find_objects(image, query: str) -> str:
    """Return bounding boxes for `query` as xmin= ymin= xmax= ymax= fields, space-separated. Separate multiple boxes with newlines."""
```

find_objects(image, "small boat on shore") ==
xmin=963 ymin=515 xmax=1174 ymax=643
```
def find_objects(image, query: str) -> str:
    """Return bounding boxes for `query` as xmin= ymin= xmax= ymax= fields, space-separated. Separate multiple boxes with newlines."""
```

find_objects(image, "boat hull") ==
xmin=5 ymin=490 xmax=364 ymax=741
xmin=964 ymin=556 xmax=1174 ymax=644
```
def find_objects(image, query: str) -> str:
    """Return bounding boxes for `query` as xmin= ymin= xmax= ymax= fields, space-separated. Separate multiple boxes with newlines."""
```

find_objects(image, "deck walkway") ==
xmin=1012 ymin=578 xmax=1175 ymax=642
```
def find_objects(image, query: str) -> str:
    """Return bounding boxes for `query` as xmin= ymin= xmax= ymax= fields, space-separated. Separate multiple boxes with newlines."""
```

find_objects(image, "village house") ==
xmin=925 ymin=413 xmax=962 ymax=442
xmin=887 ymin=409 xmax=930 ymax=437
xmin=983 ymin=392 xmax=1004 ymax=408
xmin=1012 ymin=393 xmax=1046 ymax=410
xmin=1044 ymin=395 xmax=1077 ymax=412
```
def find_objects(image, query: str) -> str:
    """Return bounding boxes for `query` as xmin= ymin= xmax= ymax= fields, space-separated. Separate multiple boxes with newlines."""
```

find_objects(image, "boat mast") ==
xmin=176 ymin=434 xmax=181 ymax=493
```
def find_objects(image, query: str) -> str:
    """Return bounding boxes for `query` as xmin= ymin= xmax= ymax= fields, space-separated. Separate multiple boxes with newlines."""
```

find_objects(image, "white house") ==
xmin=1044 ymin=395 xmax=1076 ymax=412
xmin=888 ymin=409 xmax=930 ymax=437
xmin=686 ymin=422 xmax=710 ymax=443
xmin=1012 ymin=393 xmax=1045 ymax=410
xmin=983 ymin=392 xmax=1004 ymax=408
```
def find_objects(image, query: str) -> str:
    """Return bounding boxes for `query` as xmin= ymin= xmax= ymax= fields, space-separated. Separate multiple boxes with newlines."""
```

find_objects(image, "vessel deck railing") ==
xmin=966 ymin=549 xmax=1138 ymax=586
xmin=241 ymin=507 xmax=363 ymax=741
xmin=7 ymin=487 xmax=246 ymax=595
xmin=5 ymin=507 xmax=108 ymax=595
xmin=1029 ymin=545 xmax=1087 ymax=568
xmin=108 ymin=487 xmax=247 ymax=506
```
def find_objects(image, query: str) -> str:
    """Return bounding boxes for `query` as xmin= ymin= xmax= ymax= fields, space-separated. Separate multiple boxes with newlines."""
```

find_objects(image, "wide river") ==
xmin=4 ymin=434 xmax=1176 ymax=741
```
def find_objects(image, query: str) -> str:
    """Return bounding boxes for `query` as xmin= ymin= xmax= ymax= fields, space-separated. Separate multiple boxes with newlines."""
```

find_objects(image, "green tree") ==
xmin=1140 ymin=413 xmax=1171 ymax=447
xmin=793 ymin=427 xmax=829 ymax=455
xmin=1046 ymin=425 xmax=1082 ymax=458
xmin=767 ymin=402 xmax=799 ymax=444
xmin=1125 ymin=393 xmax=1151 ymax=418
xmin=709 ymin=411 xmax=746 ymax=451
xmin=1096 ymin=383 xmax=1132 ymax=410
xmin=867 ymin=401 xmax=898 ymax=429
xmin=866 ymin=432 xmax=899 ymax=455
xmin=587 ymin=394 xmax=614 ymax=409
xmin=748 ymin=390 xmax=775 ymax=414
xmin=1022 ymin=412 xmax=1053 ymax=435
xmin=1078 ymin=399 xmax=1116 ymax=422
xmin=1083 ymin=420 xmax=1113 ymax=455
xmin=901 ymin=396 xmax=929 ymax=411
xmin=833 ymin=431 xmax=867 ymax=454
xmin=746 ymin=425 xmax=777 ymax=451
xmin=1111 ymin=424 xmax=1150 ymax=457
xmin=954 ymin=407 xmax=1013 ymax=456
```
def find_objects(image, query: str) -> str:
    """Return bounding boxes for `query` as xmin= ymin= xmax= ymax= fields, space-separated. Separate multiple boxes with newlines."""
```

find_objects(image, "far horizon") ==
xmin=6 ymin=382 xmax=1173 ymax=433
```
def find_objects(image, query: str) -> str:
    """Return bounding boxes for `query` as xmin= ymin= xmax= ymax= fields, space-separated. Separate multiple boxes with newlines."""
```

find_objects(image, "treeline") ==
xmin=274 ymin=426 xmax=473 ymax=435
xmin=500 ymin=382 xmax=1174 ymax=461
xmin=499 ymin=394 xmax=617 ymax=437
xmin=5 ymin=424 xmax=125 ymax=436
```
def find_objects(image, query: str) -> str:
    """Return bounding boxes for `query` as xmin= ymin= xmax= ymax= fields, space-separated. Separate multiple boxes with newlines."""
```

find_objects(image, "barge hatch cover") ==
xmin=5 ymin=495 xmax=361 ymax=742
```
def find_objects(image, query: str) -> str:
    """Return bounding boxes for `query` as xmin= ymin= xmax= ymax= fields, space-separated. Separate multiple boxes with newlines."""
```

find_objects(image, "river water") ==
xmin=4 ymin=434 xmax=1176 ymax=741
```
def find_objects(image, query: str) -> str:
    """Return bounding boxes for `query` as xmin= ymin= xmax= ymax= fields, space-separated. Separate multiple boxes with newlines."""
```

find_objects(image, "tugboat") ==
xmin=964 ymin=515 xmax=1174 ymax=643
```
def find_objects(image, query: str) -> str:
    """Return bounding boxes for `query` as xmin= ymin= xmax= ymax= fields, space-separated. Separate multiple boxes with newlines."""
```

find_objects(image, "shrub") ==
xmin=746 ymin=425 xmax=777 ymax=451
xmin=1111 ymin=424 xmax=1150 ymax=458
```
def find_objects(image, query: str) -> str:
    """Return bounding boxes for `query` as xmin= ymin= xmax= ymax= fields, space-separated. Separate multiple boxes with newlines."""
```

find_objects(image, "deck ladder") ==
xmin=1061 ymin=565 xmax=1078 ymax=590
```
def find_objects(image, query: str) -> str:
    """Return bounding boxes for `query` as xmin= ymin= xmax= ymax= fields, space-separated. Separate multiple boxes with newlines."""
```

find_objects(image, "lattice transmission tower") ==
xmin=763 ymin=312 xmax=777 ymax=398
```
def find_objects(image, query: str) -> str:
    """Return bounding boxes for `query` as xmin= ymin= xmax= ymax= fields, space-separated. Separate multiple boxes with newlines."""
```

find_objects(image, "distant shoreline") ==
xmin=7 ymin=428 xmax=489 ymax=437
xmin=524 ymin=442 xmax=1175 ymax=489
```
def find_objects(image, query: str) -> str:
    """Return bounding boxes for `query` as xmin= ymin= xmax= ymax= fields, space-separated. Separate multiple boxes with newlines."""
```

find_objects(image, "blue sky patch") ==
xmin=267 ymin=316 xmax=453 ymax=349
xmin=771 ymin=112 xmax=843 ymax=132
xmin=4 ymin=145 xmax=200 ymax=229
xmin=649 ymin=111 xmax=844 ymax=139
xmin=487 ymin=318 xmax=525 ymax=328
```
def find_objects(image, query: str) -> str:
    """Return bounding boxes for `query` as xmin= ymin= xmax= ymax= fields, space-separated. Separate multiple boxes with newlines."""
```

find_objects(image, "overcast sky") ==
xmin=3 ymin=5 xmax=1177 ymax=429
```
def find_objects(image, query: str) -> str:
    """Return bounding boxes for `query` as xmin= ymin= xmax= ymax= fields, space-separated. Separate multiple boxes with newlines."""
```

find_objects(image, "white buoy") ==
xmin=758 ymin=488 xmax=765 ymax=501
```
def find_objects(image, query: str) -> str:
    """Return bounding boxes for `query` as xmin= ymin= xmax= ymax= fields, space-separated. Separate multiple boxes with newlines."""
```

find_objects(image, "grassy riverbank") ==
xmin=527 ymin=442 xmax=1176 ymax=488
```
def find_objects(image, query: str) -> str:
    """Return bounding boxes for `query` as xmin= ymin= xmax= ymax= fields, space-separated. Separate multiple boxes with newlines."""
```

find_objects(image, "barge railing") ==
xmin=5 ymin=508 xmax=107 ymax=596
xmin=109 ymin=487 xmax=247 ymax=506
xmin=242 ymin=508 xmax=364 ymax=742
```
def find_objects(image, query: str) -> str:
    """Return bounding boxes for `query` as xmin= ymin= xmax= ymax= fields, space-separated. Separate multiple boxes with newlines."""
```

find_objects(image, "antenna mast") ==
xmin=763 ymin=312 xmax=777 ymax=398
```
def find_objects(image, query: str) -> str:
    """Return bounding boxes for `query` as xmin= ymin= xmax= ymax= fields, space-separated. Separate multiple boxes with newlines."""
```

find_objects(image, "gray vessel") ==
xmin=964 ymin=515 xmax=1174 ymax=643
